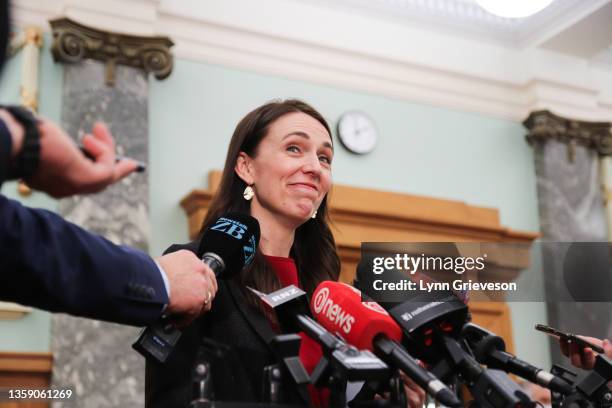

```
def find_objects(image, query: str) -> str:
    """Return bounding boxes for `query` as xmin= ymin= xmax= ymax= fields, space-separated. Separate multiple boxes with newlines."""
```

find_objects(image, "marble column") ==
xmin=48 ymin=18 xmax=173 ymax=408
xmin=524 ymin=110 xmax=612 ymax=365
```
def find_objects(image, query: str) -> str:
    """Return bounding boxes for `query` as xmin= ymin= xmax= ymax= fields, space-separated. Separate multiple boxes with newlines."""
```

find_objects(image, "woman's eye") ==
xmin=287 ymin=145 xmax=301 ymax=153
xmin=319 ymin=155 xmax=332 ymax=165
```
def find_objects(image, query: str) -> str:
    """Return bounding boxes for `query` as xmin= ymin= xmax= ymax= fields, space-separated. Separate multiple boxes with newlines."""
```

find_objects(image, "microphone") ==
xmin=251 ymin=284 xmax=389 ymax=383
xmin=133 ymin=213 xmax=260 ymax=363
xmin=462 ymin=323 xmax=573 ymax=395
xmin=355 ymin=264 xmax=534 ymax=408
xmin=311 ymin=281 xmax=462 ymax=407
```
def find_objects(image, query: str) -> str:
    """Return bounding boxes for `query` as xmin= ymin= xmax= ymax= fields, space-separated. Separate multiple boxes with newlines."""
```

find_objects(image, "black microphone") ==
xmin=133 ymin=213 xmax=260 ymax=363
xmin=355 ymin=263 xmax=534 ymax=408
xmin=462 ymin=323 xmax=573 ymax=395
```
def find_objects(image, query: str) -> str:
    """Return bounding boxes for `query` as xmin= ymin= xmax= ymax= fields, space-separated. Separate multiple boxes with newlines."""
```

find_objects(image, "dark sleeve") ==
xmin=0 ymin=118 xmax=11 ymax=187
xmin=0 ymin=194 xmax=168 ymax=326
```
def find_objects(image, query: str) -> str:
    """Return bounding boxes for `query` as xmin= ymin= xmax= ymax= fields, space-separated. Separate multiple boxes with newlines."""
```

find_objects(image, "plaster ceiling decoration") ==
xmin=300 ymin=0 xmax=610 ymax=48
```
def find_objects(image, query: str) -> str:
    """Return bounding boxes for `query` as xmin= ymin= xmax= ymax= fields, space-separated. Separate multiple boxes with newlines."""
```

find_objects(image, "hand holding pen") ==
xmin=24 ymin=120 xmax=144 ymax=198
xmin=79 ymin=145 xmax=146 ymax=173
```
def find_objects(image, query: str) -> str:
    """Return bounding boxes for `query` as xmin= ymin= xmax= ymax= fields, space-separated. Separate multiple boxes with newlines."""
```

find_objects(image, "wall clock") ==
xmin=336 ymin=111 xmax=378 ymax=154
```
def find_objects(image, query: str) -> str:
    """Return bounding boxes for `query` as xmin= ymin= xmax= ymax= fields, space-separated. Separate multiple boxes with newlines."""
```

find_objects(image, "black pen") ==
xmin=78 ymin=145 xmax=146 ymax=173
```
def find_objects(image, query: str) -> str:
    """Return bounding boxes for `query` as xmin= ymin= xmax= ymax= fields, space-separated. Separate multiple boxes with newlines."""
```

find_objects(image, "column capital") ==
xmin=524 ymin=110 xmax=612 ymax=160
xmin=49 ymin=17 xmax=173 ymax=86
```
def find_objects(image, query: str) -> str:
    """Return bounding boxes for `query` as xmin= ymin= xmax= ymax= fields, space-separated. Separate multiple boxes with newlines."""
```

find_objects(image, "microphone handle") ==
xmin=201 ymin=252 xmax=224 ymax=277
xmin=296 ymin=314 xmax=341 ymax=351
xmin=374 ymin=335 xmax=462 ymax=407
xmin=157 ymin=252 xmax=224 ymax=330
xmin=131 ymin=252 xmax=225 ymax=363
xmin=497 ymin=351 xmax=572 ymax=395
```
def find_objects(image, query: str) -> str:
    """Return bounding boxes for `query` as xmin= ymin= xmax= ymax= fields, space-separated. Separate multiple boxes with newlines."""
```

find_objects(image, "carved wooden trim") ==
xmin=181 ymin=171 xmax=538 ymax=286
xmin=0 ymin=352 xmax=53 ymax=373
xmin=49 ymin=17 xmax=174 ymax=86
xmin=469 ymin=302 xmax=515 ymax=353
xmin=0 ymin=352 xmax=53 ymax=408
xmin=181 ymin=170 xmax=539 ymax=244
xmin=181 ymin=170 xmax=538 ymax=349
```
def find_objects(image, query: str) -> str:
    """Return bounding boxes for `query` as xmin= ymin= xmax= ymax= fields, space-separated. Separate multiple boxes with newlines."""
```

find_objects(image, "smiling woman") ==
xmin=145 ymin=99 xmax=341 ymax=407
xmin=236 ymin=111 xmax=334 ymax=230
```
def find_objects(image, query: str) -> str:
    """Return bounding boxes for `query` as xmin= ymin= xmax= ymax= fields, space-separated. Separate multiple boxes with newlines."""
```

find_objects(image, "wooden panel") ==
xmin=469 ymin=302 xmax=515 ymax=354
xmin=0 ymin=303 xmax=32 ymax=321
xmin=182 ymin=171 xmax=538 ymax=244
xmin=0 ymin=352 xmax=52 ymax=408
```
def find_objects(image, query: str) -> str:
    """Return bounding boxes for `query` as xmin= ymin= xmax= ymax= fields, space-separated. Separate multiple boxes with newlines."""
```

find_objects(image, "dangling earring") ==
xmin=311 ymin=209 xmax=318 ymax=219
xmin=243 ymin=185 xmax=254 ymax=201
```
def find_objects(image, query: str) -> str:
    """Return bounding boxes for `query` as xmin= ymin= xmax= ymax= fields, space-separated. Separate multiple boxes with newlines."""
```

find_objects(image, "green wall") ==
xmin=149 ymin=60 xmax=539 ymax=257
xmin=0 ymin=43 xmax=550 ymax=367
xmin=148 ymin=59 xmax=548 ymax=367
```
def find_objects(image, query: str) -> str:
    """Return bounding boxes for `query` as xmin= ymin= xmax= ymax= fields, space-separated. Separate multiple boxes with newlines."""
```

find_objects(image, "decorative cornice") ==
xmin=524 ymin=110 xmax=612 ymax=160
xmin=49 ymin=17 xmax=174 ymax=86
xmin=8 ymin=1 xmax=612 ymax=121
xmin=299 ymin=0 xmax=594 ymax=46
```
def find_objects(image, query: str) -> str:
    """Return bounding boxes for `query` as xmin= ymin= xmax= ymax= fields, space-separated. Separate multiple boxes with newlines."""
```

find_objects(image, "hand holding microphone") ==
xmin=155 ymin=250 xmax=218 ymax=327
xmin=134 ymin=213 xmax=260 ymax=363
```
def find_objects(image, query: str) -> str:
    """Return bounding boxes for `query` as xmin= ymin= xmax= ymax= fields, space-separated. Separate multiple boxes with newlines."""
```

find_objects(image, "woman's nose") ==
xmin=302 ymin=153 xmax=322 ymax=176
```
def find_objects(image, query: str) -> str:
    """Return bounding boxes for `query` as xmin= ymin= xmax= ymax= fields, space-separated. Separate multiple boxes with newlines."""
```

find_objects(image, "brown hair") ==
xmin=200 ymin=99 xmax=340 ymax=307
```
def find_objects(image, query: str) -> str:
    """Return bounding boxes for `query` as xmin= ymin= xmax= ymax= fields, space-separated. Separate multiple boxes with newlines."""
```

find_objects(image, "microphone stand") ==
xmin=296 ymin=315 xmax=390 ymax=407
xmin=348 ymin=374 xmax=408 ymax=408
xmin=430 ymin=333 xmax=534 ymax=408
xmin=188 ymin=338 xmax=231 ymax=408
xmin=263 ymin=334 xmax=311 ymax=405
xmin=551 ymin=355 xmax=612 ymax=408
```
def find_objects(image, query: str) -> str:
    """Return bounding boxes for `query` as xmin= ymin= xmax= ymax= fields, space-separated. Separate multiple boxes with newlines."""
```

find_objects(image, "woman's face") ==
xmin=238 ymin=111 xmax=333 ymax=225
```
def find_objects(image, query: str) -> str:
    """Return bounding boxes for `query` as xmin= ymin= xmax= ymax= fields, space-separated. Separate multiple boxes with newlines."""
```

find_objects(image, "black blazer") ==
xmin=0 ymin=194 xmax=168 ymax=326
xmin=0 ymin=121 xmax=167 ymax=326
xmin=145 ymin=241 xmax=308 ymax=408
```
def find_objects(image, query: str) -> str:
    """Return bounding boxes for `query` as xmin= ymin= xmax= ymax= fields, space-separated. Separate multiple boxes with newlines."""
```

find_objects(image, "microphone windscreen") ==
xmin=311 ymin=281 xmax=402 ymax=351
xmin=198 ymin=212 xmax=260 ymax=278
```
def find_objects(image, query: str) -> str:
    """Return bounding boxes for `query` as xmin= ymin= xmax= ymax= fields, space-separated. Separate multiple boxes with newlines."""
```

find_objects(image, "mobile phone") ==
xmin=535 ymin=323 xmax=605 ymax=353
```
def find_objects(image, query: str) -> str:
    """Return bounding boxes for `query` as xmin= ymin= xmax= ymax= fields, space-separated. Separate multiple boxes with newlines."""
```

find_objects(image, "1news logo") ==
xmin=312 ymin=285 xmax=355 ymax=334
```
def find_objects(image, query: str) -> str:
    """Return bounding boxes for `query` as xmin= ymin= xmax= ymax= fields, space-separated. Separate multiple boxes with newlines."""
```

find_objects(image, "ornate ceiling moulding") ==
xmin=523 ymin=110 xmax=612 ymax=162
xmin=49 ymin=17 xmax=174 ymax=86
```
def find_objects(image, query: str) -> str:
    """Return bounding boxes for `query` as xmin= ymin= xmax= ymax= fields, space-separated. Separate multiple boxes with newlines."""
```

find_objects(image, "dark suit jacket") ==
xmin=145 ymin=241 xmax=308 ymax=408
xmin=0 ymin=120 xmax=168 ymax=326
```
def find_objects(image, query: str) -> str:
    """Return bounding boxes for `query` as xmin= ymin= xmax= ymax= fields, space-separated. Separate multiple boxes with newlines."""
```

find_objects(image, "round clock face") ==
xmin=337 ymin=111 xmax=378 ymax=154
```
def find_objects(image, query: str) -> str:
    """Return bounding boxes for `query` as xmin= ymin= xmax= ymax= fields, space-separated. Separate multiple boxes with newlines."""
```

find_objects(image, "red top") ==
xmin=264 ymin=255 xmax=329 ymax=407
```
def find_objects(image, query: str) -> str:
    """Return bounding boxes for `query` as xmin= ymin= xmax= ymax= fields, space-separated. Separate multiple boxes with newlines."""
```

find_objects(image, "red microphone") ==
xmin=311 ymin=281 xmax=461 ymax=407
xmin=311 ymin=281 xmax=401 ymax=349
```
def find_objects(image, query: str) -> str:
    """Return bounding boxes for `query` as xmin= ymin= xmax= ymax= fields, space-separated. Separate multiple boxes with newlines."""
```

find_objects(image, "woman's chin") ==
xmin=291 ymin=207 xmax=315 ymax=223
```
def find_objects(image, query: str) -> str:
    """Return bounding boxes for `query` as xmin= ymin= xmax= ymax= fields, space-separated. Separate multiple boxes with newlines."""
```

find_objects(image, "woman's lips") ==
xmin=288 ymin=183 xmax=318 ymax=193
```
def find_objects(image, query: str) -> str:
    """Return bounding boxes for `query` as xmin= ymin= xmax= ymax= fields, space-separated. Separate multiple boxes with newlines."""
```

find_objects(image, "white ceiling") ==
xmin=299 ymin=0 xmax=612 ymax=62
